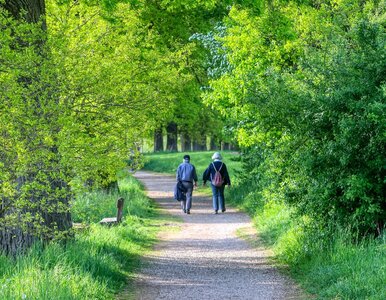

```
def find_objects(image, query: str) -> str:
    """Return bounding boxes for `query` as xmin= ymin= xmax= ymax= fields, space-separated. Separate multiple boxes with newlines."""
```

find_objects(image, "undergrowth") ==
xmin=0 ymin=171 xmax=164 ymax=299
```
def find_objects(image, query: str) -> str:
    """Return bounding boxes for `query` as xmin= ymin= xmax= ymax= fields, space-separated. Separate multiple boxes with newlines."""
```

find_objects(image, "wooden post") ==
xmin=116 ymin=197 xmax=124 ymax=223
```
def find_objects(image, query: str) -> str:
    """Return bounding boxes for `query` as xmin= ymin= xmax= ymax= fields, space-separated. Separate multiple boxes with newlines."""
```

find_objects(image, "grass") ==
xmin=294 ymin=237 xmax=386 ymax=299
xmin=71 ymin=174 xmax=152 ymax=223
xmin=0 ymin=170 xmax=171 ymax=300
xmin=230 ymin=181 xmax=386 ymax=300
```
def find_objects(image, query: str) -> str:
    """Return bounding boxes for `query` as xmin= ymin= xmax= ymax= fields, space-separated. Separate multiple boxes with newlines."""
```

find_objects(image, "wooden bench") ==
xmin=99 ymin=197 xmax=125 ymax=226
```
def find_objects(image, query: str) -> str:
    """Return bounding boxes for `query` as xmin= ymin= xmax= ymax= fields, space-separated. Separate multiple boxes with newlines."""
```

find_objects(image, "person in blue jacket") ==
xmin=203 ymin=152 xmax=231 ymax=214
xmin=176 ymin=154 xmax=198 ymax=214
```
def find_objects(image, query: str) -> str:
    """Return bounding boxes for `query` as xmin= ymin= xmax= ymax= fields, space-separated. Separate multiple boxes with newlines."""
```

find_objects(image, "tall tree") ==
xmin=0 ymin=0 xmax=73 ymax=255
xmin=0 ymin=0 xmax=181 ymax=254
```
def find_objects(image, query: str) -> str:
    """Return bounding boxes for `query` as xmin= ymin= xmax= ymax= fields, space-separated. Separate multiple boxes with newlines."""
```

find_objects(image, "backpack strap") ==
xmin=212 ymin=162 xmax=223 ymax=172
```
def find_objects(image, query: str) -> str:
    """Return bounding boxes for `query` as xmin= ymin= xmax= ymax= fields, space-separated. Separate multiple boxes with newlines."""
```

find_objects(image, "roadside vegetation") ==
xmin=0 ymin=173 xmax=164 ymax=299
xmin=145 ymin=151 xmax=386 ymax=299
xmin=229 ymin=179 xmax=385 ymax=300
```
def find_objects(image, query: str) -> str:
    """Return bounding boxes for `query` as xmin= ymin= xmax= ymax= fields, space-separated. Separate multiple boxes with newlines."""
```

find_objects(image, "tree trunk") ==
xmin=2 ymin=0 xmax=46 ymax=29
xmin=181 ymin=134 xmax=192 ymax=152
xmin=1 ymin=154 xmax=73 ymax=256
xmin=166 ymin=122 xmax=178 ymax=152
xmin=154 ymin=127 xmax=164 ymax=152
xmin=41 ymin=174 xmax=73 ymax=238
xmin=210 ymin=136 xmax=220 ymax=151
xmin=0 ymin=228 xmax=35 ymax=257
xmin=193 ymin=137 xmax=207 ymax=151
xmin=221 ymin=142 xmax=231 ymax=151
xmin=0 ymin=0 xmax=73 ymax=256
xmin=230 ymin=143 xmax=238 ymax=151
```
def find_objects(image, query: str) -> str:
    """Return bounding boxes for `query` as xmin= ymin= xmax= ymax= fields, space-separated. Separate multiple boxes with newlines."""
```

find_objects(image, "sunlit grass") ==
xmin=295 ymin=236 xmax=386 ymax=299
xmin=71 ymin=173 xmax=152 ymax=223
xmin=228 ymin=180 xmax=386 ymax=299
xmin=0 ymin=173 xmax=167 ymax=299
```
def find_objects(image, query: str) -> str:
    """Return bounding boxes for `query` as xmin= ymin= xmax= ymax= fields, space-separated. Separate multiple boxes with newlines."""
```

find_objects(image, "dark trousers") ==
xmin=181 ymin=181 xmax=193 ymax=211
xmin=211 ymin=184 xmax=225 ymax=211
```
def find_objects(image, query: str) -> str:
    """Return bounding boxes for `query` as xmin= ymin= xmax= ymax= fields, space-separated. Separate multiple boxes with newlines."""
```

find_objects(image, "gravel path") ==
xmin=127 ymin=171 xmax=305 ymax=300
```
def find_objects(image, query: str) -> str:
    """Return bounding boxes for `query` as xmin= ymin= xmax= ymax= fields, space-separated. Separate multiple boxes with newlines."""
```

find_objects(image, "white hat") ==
xmin=212 ymin=152 xmax=222 ymax=160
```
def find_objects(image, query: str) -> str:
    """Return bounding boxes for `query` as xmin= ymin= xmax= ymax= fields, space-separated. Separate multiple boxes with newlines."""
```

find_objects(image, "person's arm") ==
xmin=223 ymin=164 xmax=231 ymax=186
xmin=193 ymin=167 xmax=198 ymax=187
xmin=202 ymin=165 xmax=210 ymax=186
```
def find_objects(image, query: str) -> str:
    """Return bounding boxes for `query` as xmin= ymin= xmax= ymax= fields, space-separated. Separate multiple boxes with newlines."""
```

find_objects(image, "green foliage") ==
xmin=201 ymin=0 xmax=386 ymax=236
xmin=0 ymin=10 xmax=74 ymax=239
xmin=131 ymin=0 xmax=231 ymax=142
xmin=47 ymin=0 xmax=179 ymax=183
xmin=190 ymin=24 xmax=231 ymax=79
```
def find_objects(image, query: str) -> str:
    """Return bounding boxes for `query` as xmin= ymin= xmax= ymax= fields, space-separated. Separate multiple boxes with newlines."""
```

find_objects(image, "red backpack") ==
xmin=211 ymin=162 xmax=224 ymax=187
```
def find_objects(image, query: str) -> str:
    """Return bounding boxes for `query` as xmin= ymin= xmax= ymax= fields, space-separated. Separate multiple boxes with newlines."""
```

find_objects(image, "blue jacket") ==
xmin=203 ymin=160 xmax=231 ymax=186
xmin=176 ymin=161 xmax=198 ymax=183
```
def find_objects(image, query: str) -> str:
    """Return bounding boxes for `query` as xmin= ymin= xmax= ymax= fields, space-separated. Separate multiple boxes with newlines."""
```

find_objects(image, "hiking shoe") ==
xmin=221 ymin=209 xmax=226 ymax=213
xmin=187 ymin=210 xmax=190 ymax=214
xmin=183 ymin=209 xmax=186 ymax=213
xmin=214 ymin=210 xmax=218 ymax=214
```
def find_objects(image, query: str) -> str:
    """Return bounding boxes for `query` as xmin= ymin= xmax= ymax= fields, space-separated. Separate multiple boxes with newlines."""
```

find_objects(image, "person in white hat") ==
xmin=203 ymin=152 xmax=231 ymax=214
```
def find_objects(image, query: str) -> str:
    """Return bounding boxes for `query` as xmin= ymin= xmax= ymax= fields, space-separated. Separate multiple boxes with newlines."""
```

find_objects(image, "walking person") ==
xmin=203 ymin=152 xmax=231 ymax=214
xmin=176 ymin=154 xmax=198 ymax=214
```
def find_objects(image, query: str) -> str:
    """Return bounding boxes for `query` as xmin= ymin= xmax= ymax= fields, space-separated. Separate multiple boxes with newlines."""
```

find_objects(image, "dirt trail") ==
xmin=125 ymin=171 xmax=305 ymax=300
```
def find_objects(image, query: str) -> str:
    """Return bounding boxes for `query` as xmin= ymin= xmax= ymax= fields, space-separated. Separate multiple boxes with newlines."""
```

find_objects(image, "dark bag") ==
xmin=211 ymin=162 xmax=224 ymax=187
xmin=174 ymin=181 xmax=187 ymax=201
